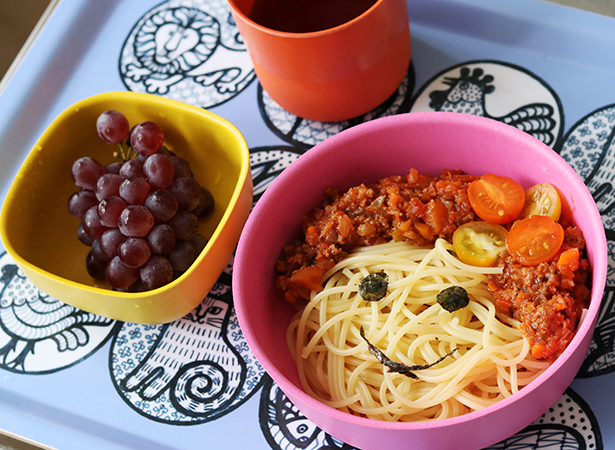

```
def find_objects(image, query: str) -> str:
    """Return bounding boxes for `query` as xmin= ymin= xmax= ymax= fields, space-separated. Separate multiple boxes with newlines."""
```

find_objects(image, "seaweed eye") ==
xmin=437 ymin=286 xmax=469 ymax=312
xmin=359 ymin=272 xmax=389 ymax=302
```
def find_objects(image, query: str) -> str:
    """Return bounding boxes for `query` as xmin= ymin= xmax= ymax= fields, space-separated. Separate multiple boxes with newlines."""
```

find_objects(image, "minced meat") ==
xmin=276 ymin=169 xmax=479 ymax=303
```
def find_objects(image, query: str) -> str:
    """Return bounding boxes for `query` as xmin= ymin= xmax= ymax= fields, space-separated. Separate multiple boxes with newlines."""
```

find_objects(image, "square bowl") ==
xmin=0 ymin=91 xmax=252 ymax=324
xmin=233 ymin=112 xmax=607 ymax=450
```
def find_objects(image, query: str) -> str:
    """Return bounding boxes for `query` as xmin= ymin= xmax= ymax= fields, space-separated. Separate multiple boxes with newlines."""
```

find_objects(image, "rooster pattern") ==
xmin=120 ymin=0 xmax=255 ymax=108
xmin=557 ymin=104 xmax=615 ymax=378
xmin=0 ymin=252 xmax=118 ymax=373
xmin=410 ymin=61 xmax=563 ymax=148
xmin=110 ymin=260 xmax=265 ymax=424
xmin=258 ymin=64 xmax=415 ymax=150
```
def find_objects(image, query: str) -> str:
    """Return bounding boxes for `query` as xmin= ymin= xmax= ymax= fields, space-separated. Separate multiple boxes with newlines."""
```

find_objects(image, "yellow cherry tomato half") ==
xmin=506 ymin=215 xmax=564 ymax=266
xmin=468 ymin=173 xmax=525 ymax=224
xmin=453 ymin=221 xmax=508 ymax=267
xmin=519 ymin=183 xmax=562 ymax=221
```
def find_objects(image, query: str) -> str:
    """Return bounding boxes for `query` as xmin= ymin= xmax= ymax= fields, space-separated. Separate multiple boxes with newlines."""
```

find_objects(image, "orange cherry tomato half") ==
xmin=518 ymin=183 xmax=562 ymax=221
xmin=468 ymin=173 xmax=525 ymax=224
xmin=506 ymin=215 xmax=564 ymax=266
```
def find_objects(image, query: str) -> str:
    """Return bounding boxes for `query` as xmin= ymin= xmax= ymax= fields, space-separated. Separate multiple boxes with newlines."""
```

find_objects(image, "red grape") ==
xmin=144 ymin=189 xmax=178 ymax=223
xmin=170 ymin=156 xmax=192 ymax=179
xmin=140 ymin=255 xmax=174 ymax=290
xmin=119 ymin=158 xmax=145 ymax=178
xmin=119 ymin=237 xmax=151 ymax=268
xmin=106 ymin=161 xmax=122 ymax=174
xmin=119 ymin=175 xmax=151 ymax=205
xmin=158 ymin=145 xmax=175 ymax=157
xmin=72 ymin=157 xmax=106 ymax=191
xmin=77 ymin=222 xmax=95 ymax=246
xmin=96 ymin=173 xmax=123 ymax=201
xmin=143 ymin=153 xmax=174 ymax=190
xmin=169 ymin=177 xmax=202 ymax=211
xmin=86 ymin=251 xmax=107 ymax=280
xmin=190 ymin=234 xmax=208 ymax=254
xmin=165 ymin=240 xmax=197 ymax=271
xmin=96 ymin=110 xmax=130 ymax=145
xmin=100 ymin=228 xmax=127 ymax=259
xmin=167 ymin=211 xmax=198 ymax=241
xmin=147 ymin=224 xmax=176 ymax=254
xmin=130 ymin=121 xmax=164 ymax=157
xmin=98 ymin=196 xmax=128 ymax=228
xmin=91 ymin=239 xmax=110 ymax=263
xmin=193 ymin=187 xmax=215 ymax=218
xmin=68 ymin=189 xmax=98 ymax=219
xmin=118 ymin=205 xmax=154 ymax=237
xmin=82 ymin=206 xmax=108 ymax=239
xmin=106 ymin=256 xmax=140 ymax=289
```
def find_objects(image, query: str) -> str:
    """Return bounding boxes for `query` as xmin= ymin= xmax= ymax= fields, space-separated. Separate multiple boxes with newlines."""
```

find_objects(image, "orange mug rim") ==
xmin=227 ymin=0 xmax=385 ymax=38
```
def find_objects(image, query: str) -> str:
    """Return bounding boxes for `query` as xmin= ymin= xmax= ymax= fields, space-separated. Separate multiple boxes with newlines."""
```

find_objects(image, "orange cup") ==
xmin=227 ymin=0 xmax=411 ymax=122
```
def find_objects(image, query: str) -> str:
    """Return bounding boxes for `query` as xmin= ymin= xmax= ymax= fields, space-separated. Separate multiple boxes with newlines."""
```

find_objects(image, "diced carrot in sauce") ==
xmin=289 ymin=265 xmax=325 ymax=292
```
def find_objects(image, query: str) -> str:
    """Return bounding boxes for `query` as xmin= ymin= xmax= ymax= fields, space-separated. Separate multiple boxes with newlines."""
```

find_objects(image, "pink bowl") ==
xmin=233 ymin=112 xmax=607 ymax=450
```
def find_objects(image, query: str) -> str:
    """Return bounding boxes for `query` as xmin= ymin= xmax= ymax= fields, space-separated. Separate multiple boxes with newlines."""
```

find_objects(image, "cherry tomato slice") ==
xmin=468 ymin=173 xmax=525 ymax=224
xmin=519 ymin=183 xmax=562 ymax=221
xmin=506 ymin=215 xmax=564 ymax=266
xmin=453 ymin=221 xmax=508 ymax=267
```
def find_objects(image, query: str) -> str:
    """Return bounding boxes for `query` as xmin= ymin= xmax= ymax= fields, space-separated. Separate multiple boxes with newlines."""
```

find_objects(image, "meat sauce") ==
xmin=275 ymin=169 xmax=591 ymax=361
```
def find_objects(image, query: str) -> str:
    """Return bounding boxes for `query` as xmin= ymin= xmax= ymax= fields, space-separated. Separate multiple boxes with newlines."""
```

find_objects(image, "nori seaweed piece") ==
xmin=359 ymin=272 xmax=389 ymax=302
xmin=437 ymin=285 xmax=470 ymax=312
xmin=359 ymin=327 xmax=457 ymax=379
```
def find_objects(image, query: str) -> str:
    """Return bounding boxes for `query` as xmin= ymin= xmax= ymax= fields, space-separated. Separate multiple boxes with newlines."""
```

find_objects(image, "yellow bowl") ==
xmin=0 ymin=91 xmax=252 ymax=324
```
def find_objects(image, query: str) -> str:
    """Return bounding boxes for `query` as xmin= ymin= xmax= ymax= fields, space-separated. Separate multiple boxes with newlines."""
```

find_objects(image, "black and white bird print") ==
xmin=410 ymin=61 xmax=563 ymax=147
xmin=428 ymin=67 xmax=556 ymax=145
xmin=0 ymin=254 xmax=115 ymax=373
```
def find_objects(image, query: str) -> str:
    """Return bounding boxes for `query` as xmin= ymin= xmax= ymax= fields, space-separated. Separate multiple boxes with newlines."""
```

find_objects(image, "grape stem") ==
xmin=115 ymin=142 xmax=136 ymax=162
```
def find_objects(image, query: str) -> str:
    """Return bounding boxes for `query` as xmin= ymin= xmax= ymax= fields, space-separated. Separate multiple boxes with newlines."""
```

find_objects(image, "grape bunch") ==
xmin=68 ymin=110 xmax=214 ymax=291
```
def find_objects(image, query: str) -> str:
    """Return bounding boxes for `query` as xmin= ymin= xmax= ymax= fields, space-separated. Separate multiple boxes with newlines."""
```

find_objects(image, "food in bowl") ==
xmin=232 ymin=112 xmax=607 ymax=450
xmin=279 ymin=168 xmax=590 ymax=421
xmin=68 ymin=109 xmax=215 ymax=292
xmin=0 ymin=91 xmax=252 ymax=324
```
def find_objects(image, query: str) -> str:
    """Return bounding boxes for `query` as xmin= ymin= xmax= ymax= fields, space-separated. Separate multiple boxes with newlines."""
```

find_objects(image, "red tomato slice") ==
xmin=506 ymin=215 xmax=564 ymax=266
xmin=468 ymin=173 xmax=525 ymax=224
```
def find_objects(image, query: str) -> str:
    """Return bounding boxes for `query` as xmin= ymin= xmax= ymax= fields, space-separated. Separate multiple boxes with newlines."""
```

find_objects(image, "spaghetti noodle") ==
xmin=287 ymin=239 xmax=550 ymax=421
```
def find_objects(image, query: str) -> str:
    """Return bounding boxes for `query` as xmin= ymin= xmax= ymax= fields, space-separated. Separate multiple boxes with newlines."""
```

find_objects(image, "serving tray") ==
xmin=1 ymin=0 xmax=615 ymax=449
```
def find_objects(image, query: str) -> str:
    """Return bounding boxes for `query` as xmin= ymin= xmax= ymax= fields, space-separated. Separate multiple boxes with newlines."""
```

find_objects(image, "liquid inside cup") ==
xmin=248 ymin=0 xmax=378 ymax=33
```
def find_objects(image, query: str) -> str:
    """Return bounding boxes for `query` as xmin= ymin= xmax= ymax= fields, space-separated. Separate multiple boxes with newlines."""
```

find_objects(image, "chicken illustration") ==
xmin=0 ymin=262 xmax=113 ymax=370
xmin=429 ymin=67 xmax=557 ymax=146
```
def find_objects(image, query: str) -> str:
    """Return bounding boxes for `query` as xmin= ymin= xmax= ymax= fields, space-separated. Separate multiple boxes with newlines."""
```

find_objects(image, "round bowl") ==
xmin=0 ymin=91 xmax=252 ymax=324
xmin=233 ymin=112 xmax=607 ymax=450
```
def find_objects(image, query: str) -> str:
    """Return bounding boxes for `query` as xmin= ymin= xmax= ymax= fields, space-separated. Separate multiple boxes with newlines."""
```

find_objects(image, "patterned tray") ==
xmin=1 ymin=0 xmax=615 ymax=449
